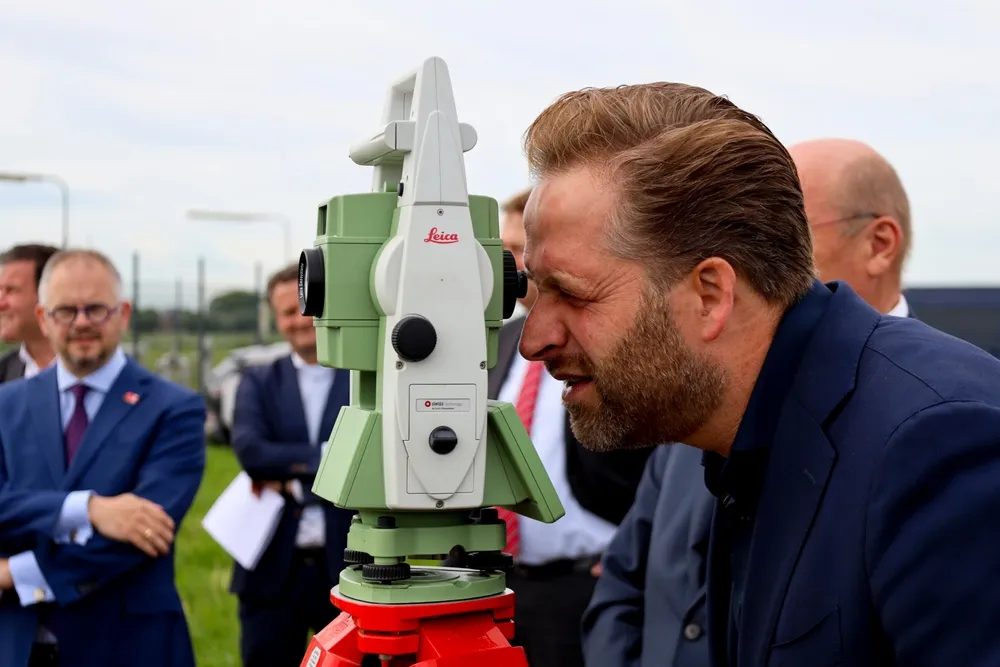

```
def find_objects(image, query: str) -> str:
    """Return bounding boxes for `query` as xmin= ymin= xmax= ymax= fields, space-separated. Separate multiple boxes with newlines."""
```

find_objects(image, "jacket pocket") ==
xmin=768 ymin=606 xmax=843 ymax=667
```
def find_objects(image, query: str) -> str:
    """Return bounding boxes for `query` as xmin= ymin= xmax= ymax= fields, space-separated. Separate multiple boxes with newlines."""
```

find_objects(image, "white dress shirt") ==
xmin=18 ymin=344 xmax=52 ymax=378
xmin=6 ymin=348 xmax=127 ymax=643
xmin=289 ymin=353 xmax=336 ymax=548
xmin=497 ymin=352 xmax=618 ymax=566
xmin=888 ymin=294 xmax=909 ymax=317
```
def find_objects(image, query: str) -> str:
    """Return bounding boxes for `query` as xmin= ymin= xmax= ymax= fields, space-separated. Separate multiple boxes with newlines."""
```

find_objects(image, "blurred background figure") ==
xmin=0 ymin=248 xmax=206 ymax=667
xmin=500 ymin=189 xmax=538 ymax=321
xmin=227 ymin=263 xmax=354 ymax=667
xmin=0 ymin=244 xmax=59 ymax=382
xmin=790 ymin=138 xmax=913 ymax=317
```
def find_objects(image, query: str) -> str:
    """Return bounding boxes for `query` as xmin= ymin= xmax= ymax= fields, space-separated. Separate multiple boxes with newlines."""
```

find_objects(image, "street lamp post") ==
xmin=186 ymin=209 xmax=293 ymax=263
xmin=0 ymin=171 xmax=70 ymax=247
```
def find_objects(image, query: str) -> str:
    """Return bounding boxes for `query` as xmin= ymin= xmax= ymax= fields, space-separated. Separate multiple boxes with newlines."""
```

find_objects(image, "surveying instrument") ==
xmin=296 ymin=56 xmax=565 ymax=667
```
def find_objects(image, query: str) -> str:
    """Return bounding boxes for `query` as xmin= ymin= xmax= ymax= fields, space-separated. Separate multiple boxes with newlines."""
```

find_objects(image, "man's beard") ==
xmin=551 ymin=289 xmax=727 ymax=453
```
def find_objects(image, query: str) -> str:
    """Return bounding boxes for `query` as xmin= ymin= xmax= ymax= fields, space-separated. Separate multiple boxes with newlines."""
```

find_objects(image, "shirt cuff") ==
xmin=8 ymin=552 xmax=55 ymax=607
xmin=54 ymin=490 xmax=94 ymax=545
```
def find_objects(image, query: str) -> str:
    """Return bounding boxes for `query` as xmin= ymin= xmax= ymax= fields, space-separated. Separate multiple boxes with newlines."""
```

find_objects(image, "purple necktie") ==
xmin=65 ymin=384 xmax=90 ymax=465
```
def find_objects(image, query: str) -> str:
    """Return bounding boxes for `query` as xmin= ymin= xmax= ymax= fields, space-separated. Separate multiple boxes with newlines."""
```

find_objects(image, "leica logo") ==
xmin=424 ymin=227 xmax=459 ymax=244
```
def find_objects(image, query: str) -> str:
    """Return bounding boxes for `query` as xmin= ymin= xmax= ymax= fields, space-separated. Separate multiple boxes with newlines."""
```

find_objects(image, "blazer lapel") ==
xmin=737 ymin=282 xmax=881 ymax=665
xmin=737 ymin=403 xmax=836 ymax=665
xmin=63 ymin=361 xmax=148 ymax=489
xmin=280 ymin=356 xmax=311 ymax=442
xmin=28 ymin=370 xmax=67 ymax=484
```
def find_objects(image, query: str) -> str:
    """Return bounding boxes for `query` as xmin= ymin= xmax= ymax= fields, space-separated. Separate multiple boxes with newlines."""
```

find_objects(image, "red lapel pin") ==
xmin=123 ymin=391 xmax=140 ymax=405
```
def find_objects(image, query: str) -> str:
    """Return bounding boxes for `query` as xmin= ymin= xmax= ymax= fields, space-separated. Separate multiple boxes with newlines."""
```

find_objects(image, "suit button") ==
xmin=33 ymin=588 xmax=46 ymax=603
xmin=683 ymin=623 xmax=702 ymax=641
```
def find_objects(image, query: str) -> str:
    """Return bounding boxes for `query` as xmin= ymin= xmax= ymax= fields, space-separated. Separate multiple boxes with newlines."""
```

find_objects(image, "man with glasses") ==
xmin=0 ymin=249 xmax=205 ymax=667
xmin=789 ymin=137 xmax=913 ymax=317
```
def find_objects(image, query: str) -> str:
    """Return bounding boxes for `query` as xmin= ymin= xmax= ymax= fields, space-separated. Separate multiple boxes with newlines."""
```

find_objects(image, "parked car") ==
xmin=203 ymin=341 xmax=291 ymax=444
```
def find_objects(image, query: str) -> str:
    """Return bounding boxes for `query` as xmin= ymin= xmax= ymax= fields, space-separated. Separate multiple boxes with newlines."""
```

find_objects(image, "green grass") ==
xmin=176 ymin=444 xmax=244 ymax=667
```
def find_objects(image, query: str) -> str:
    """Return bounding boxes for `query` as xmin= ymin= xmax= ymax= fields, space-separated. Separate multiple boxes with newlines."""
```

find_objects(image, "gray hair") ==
xmin=38 ymin=248 xmax=125 ymax=306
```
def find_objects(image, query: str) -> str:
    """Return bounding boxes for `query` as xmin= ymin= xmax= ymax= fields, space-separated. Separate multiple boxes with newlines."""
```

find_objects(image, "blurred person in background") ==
xmin=0 ymin=244 xmax=59 ymax=382
xmin=789 ymin=137 xmax=913 ymax=317
xmin=0 ymin=248 xmax=206 ymax=667
xmin=228 ymin=263 xmax=354 ymax=667
xmin=583 ymin=135 xmax=918 ymax=667
xmin=456 ymin=187 xmax=657 ymax=667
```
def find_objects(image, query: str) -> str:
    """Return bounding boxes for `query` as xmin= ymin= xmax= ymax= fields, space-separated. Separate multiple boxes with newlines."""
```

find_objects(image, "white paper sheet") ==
xmin=201 ymin=471 xmax=285 ymax=571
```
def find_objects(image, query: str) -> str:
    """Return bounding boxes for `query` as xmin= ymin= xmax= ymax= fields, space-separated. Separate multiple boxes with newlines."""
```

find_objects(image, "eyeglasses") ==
xmin=810 ymin=212 xmax=880 ymax=230
xmin=46 ymin=303 xmax=119 ymax=325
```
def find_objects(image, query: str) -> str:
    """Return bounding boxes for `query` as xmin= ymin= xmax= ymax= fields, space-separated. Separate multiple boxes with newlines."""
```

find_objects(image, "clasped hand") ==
xmin=88 ymin=493 xmax=175 ymax=558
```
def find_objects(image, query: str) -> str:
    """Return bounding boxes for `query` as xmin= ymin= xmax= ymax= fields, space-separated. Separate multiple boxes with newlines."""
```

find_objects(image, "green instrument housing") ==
xmin=305 ymin=188 xmax=565 ymax=604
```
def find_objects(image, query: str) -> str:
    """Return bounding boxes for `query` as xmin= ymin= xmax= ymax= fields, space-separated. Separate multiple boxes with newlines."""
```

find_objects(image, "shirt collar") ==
xmin=56 ymin=346 xmax=127 ymax=394
xmin=703 ymin=279 xmax=833 ymax=514
xmin=887 ymin=293 xmax=908 ymax=317
xmin=290 ymin=352 xmax=333 ymax=375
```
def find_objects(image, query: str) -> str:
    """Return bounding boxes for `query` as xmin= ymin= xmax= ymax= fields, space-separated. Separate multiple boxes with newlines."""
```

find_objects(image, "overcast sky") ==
xmin=0 ymin=0 xmax=995 ymax=307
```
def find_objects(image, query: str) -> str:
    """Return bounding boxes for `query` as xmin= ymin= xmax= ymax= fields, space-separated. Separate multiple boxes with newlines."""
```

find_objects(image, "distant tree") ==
xmin=208 ymin=290 xmax=259 ymax=332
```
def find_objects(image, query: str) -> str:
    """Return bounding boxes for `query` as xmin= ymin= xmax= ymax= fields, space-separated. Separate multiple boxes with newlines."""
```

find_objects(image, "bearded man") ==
xmin=516 ymin=83 xmax=1000 ymax=667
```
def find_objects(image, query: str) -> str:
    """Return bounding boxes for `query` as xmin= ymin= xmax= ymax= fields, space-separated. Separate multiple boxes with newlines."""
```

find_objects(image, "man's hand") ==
xmin=251 ymin=480 xmax=291 ymax=498
xmin=87 ymin=494 xmax=175 ymax=558
xmin=0 ymin=559 xmax=12 ymax=590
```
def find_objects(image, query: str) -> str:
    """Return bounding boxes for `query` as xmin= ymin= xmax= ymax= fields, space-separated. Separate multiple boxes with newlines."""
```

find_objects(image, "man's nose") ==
xmin=517 ymin=302 xmax=566 ymax=362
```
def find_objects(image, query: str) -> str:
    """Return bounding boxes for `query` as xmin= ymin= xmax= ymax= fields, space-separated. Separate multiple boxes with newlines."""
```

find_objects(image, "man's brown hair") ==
xmin=0 ymin=243 xmax=60 ymax=289
xmin=522 ymin=83 xmax=816 ymax=306
xmin=501 ymin=187 xmax=533 ymax=215
xmin=266 ymin=262 xmax=300 ymax=303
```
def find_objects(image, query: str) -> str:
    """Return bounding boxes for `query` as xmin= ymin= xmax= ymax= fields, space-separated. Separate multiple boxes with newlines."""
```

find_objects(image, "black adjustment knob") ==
xmin=391 ymin=315 xmax=437 ymax=362
xmin=429 ymin=426 xmax=458 ymax=455
xmin=298 ymin=248 xmax=325 ymax=317
xmin=502 ymin=250 xmax=527 ymax=319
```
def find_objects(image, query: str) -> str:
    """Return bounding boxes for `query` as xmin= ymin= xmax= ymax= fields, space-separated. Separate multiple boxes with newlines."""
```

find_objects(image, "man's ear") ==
xmin=685 ymin=257 xmax=736 ymax=342
xmin=865 ymin=216 xmax=903 ymax=277
xmin=34 ymin=303 xmax=49 ymax=338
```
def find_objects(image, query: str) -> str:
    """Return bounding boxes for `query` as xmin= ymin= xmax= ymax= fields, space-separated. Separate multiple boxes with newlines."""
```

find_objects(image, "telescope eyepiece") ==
xmin=299 ymin=248 xmax=325 ymax=317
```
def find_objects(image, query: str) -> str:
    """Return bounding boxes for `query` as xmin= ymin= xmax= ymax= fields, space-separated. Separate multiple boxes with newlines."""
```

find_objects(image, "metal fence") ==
xmin=125 ymin=253 xmax=280 ymax=395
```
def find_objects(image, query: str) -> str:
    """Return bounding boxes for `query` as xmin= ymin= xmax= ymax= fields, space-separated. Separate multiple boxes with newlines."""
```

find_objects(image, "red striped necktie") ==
xmin=497 ymin=360 xmax=545 ymax=557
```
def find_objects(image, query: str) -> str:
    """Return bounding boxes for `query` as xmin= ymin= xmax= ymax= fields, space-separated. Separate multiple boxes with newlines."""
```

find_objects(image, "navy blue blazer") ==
xmin=0 ymin=359 xmax=206 ymax=667
xmin=585 ymin=280 xmax=1000 ymax=667
xmin=228 ymin=354 xmax=353 ymax=600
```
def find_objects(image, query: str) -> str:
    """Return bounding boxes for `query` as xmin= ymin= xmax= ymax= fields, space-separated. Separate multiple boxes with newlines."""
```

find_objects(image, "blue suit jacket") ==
xmin=582 ymin=444 xmax=713 ymax=667
xmin=0 ymin=358 xmax=206 ymax=667
xmin=585 ymin=281 xmax=1000 ymax=667
xmin=228 ymin=354 xmax=353 ymax=600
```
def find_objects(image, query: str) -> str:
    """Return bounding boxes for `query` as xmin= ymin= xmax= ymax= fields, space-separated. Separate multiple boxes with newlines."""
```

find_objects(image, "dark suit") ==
xmin=588 ymin=280 xmax=1000 ymax=666
xmin=0 ymin=348 xmax=26 ymax=384
xmin=228 ymin=354 xmax=353 ymax=667
xmin=0 ymin=357 xmax=206 ymax=667
xmin=488 ymin=317 xmax=656 ymax=667
xmin=583 ymin=293 xmax=923 ymax=667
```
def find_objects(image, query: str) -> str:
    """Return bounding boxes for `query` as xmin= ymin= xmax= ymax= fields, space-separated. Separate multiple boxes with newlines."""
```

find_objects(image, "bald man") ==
xmin=789 ymin=138 xmax=912 ymax=316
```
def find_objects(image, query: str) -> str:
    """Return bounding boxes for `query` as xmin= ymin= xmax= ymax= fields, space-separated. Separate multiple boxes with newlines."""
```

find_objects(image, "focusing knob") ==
xmin=429 ymin=426 xmax=458 ymax=455
xmin=391 ymin=315 xmax=437 ymax=362
xmin=298 ymin=248 xmax=325 ymax=317
xmin=502 ymin=250 xmax=527 ymax=319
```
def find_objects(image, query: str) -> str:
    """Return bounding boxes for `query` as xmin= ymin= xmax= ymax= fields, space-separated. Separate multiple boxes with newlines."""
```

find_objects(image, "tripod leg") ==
xmin=300 ymin=611 xmax=367 ymax=667
xmin=410 ymin=611 xmax=530 ymax=667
